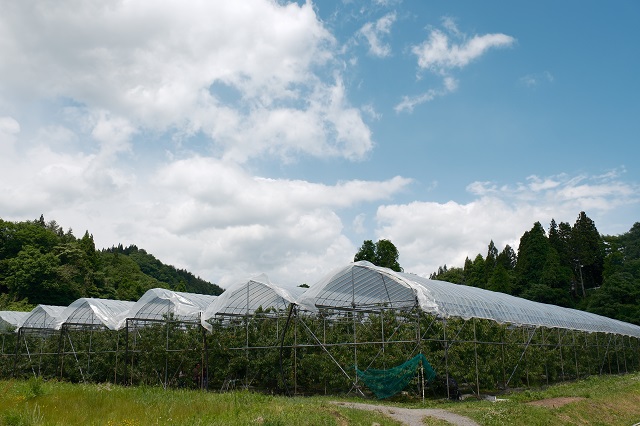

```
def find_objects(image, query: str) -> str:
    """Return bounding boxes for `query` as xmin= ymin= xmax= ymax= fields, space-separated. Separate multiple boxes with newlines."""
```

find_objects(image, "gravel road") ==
xmin=333 ymin=401 xmax=481 ymax=426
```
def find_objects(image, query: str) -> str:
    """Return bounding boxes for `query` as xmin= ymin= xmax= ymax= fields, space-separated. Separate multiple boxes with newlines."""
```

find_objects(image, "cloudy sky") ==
xmin=1 ymin=0 xmax=638 ymax=290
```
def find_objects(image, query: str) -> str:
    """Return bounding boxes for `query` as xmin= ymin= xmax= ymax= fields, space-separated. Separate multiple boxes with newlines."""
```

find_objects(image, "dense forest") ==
xmin=430 ymin=211 xmax=640 ymax=325
xmin=0 ymin=215 xmax=223 ymax=310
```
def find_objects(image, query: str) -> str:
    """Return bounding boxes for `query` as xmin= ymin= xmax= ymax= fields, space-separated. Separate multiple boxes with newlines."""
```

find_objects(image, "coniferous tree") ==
xmin=484 ymin=240 xmax=498 ymax=284
xmin=487 ymin=263 xmax=512 ymax=294
xmin=496 ymin=244 xmax=517 ymax=272
xmin=571 ymin=211 xmax=604 ymax=297
xmin=465 ymin=254 xmax=486 ymax=288
xmin=514 ymin=222 xmax=549 ymax=296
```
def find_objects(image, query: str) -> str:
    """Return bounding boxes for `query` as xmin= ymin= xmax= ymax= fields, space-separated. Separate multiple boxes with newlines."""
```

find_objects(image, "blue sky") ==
xmin=0 ymin=0 xmax=638 ymax=289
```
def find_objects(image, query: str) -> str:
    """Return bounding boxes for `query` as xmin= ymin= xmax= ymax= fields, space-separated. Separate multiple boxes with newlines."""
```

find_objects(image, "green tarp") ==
xmin=355 ymin=353 xmax=436 ymax=399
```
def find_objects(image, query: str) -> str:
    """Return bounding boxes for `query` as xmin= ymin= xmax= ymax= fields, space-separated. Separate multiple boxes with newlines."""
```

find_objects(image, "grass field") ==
xmin=1 ymin=373 xmax=640 ymax=425
xmin=418 ymin=372 xmax=640 ymax=425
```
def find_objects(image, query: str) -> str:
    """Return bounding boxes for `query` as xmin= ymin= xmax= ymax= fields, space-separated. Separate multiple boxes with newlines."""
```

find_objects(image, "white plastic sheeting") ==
xmin=55 ymin=298 xmax=135 ymax=330
xmin=119 ymin=288 xmax=217 ymax=327
xmin=296 ymin=262 xmax=432 ymax=312
xmin=297 ymin=261 xmax=640 ymax=338
xmin=0 ymin=311 xmax=29 ymax=333
xmin=20 ymin=305 xmax=67 ymax=331
xmin=202 ymin=274 xmax=301 ymax=331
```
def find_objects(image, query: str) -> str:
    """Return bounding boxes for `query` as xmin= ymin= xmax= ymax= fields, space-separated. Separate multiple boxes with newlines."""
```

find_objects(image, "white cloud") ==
xmin=374 ymin=171 xmax=639 ymax=278
xmin=0 ymin=145 xmax=411 ymax=287
xmin=394 ymin=77 xmax=458 ymax=113
xmin=412 ymin=28 xmax=515 ymax=73
xmin=359 ymin=12 xmax=397 ymax=58
xmin=0 ymin=116 xmax=20 ymax=156
xmin=0 ymin=0 xmax=372 ymax=163
xmin=397 ymin=19 xmax=515 ymax=113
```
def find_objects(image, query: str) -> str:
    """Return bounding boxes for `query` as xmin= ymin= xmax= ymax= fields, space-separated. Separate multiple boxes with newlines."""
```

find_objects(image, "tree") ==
xmin=586 ymin=272 xmax=640 ymax=325
xmin=354 ymin=239 xmax=402 ymax=272
xmin=430 ymin=265 xmax=465 ymax=284
xmin=354 ymin=240 xmax=376 ymax=264
xmin=496 ymin=244 xmax=517 ymax=271
xmin=2 ymin=245 xmax=78 ymax=305
xmin=484 ymin=240 xmax=498 ymax=283
xmin=514 ymin=222 xmax=549 ymax=296
xmin=487 ymin=263 xmax=512 ymax=294
xmin=464 ymin=254 xmax=486 ymax=288
xmin=571 ymin=211 xmax=604 ymax=296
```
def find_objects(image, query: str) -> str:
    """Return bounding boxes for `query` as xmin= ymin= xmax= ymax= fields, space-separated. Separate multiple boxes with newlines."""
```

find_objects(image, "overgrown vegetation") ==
xmin=1 ymin=373 xmax=640 ymax=425
xmin=0 ymin=379 xmax=402 ymax=426
xmin=445 ymin=372 xmax=640 ymax=426
xmin=0 ymin=215 xmax=222 ymax=308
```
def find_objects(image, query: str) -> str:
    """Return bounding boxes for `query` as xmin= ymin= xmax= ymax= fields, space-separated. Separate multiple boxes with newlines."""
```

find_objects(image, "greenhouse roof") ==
xmin=119 ymin=288 xmax=217 ymax=326
xmin=20 ymin=305 xmax=67 ymax=331
xmin=56 ymin=298 xmax=135 ymax=330
xmin=202 ymin=274 xmax=301 ymax=329
xmin=296 ymin=261 xmax=640 ymax=338
xmin=0 ymin=311 xmax=29 ymax=333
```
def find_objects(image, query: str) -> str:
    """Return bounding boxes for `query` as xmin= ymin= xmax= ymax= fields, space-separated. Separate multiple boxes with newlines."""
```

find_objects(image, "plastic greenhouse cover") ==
xmin=20 ymin=305 xmax=67 ymax=330
xmin=0 ymin=311 xmax=29 ymax=333
xmin=117 ymin=288 xmax=217 ymax=327
xmin=296 ymin=261 xmax=640 ymax=338
xmin=295 ymin=262 xmax=436 ymax=313
xmin=201 ymin=274 xmax=301 ymax=331
xmin=55 ymin=298 xmax=135 ymax=330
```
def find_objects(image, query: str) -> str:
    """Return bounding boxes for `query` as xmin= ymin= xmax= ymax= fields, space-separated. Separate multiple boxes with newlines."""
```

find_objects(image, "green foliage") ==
xmin=105 ymin=245 xmax=223 ymax=296
xmin=354 ymin=239 xmax=402 ymax=272
xmin=464 ymin=254 xmax=486 ymax=288
xmin=429 ymin=265 xmax=465 ymax=284
xmin=432 ymin=213 xmax=640 ymax=325
xmin=0 ymin=216 xmax=222 ymax=306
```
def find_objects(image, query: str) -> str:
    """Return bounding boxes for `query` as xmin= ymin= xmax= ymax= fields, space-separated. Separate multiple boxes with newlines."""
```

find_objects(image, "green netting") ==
xmin=355 ymin=353 xmax=436 ymax=399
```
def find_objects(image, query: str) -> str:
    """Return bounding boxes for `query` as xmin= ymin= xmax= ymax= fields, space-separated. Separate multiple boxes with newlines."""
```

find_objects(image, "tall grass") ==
xmin=444 ymin=372 xmax=640 ymax=425
xmin=2 ymin=373 xmax=640 ymax=425
xmin=0 ymin=380 xmax=401 ymax=426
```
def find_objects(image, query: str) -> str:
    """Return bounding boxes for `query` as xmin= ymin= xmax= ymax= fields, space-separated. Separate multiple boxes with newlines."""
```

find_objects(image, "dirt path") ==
xmin=332 ymin=401 xmax=481 ymax=426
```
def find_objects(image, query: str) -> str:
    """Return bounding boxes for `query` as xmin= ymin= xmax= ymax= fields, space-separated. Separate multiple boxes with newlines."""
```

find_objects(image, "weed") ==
xmin=2 ymin=404 xmax=43 ymax=426
xmin=25 ymin=378 xmax=44 ymax=400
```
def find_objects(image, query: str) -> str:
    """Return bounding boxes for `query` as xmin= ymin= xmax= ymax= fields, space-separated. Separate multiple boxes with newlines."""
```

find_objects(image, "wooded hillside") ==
xmin=0 ymin=215 xmax=223 ymax=310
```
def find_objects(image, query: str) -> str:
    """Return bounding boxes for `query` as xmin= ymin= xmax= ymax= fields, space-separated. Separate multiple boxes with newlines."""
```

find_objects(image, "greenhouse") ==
xmin=19 ymin=305 xmax=66 ymax=332
xmin=297 ymin=261 xmax=640 ymax=337
xmin=202 ymin=274 xmax=301 ymax=328
xmin=290 ymin=261 xmax=640 ymax=398
xmin=1 ymin=260 xmax=639 ymax=398
xmin=0 ymin=311 xmax=29 ymax=333
xmin=57 ymin=298 xmax=135 ymax=330
xmin=121 ymin=288 xmax=217 ymax=327
xmin=0 ymin=311 xmax=29 ymax=377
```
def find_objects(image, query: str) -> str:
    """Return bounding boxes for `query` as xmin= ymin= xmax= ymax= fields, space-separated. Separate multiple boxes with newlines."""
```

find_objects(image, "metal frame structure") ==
xmin=1 ymin=262 xmax=639 ymax=399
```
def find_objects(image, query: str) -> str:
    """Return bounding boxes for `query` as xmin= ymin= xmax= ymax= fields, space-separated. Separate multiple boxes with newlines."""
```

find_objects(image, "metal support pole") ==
xmin=595 ymin=333 xmax=601 ymax=375
xmin=381 ymin=309 xmax=385 ymax=369
xmin=622 ymin=335 xmax=628 ymax=373
xmin=501 ymin=326 xmax=506 ymax=389
xmin=443 ymin=318 xmax=450 ymax=400
xmin=473 ymin=318 xmax=480 ymax=397
xmin=124 ymin=320 xmax=129 ymax=385
xmin=558 ymin=329 xmax=565 ymax=381
xmin=572 ymin=331 xmax=579 ymax=379
xmin=12 ymin=328 xmax=22 ymax=378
